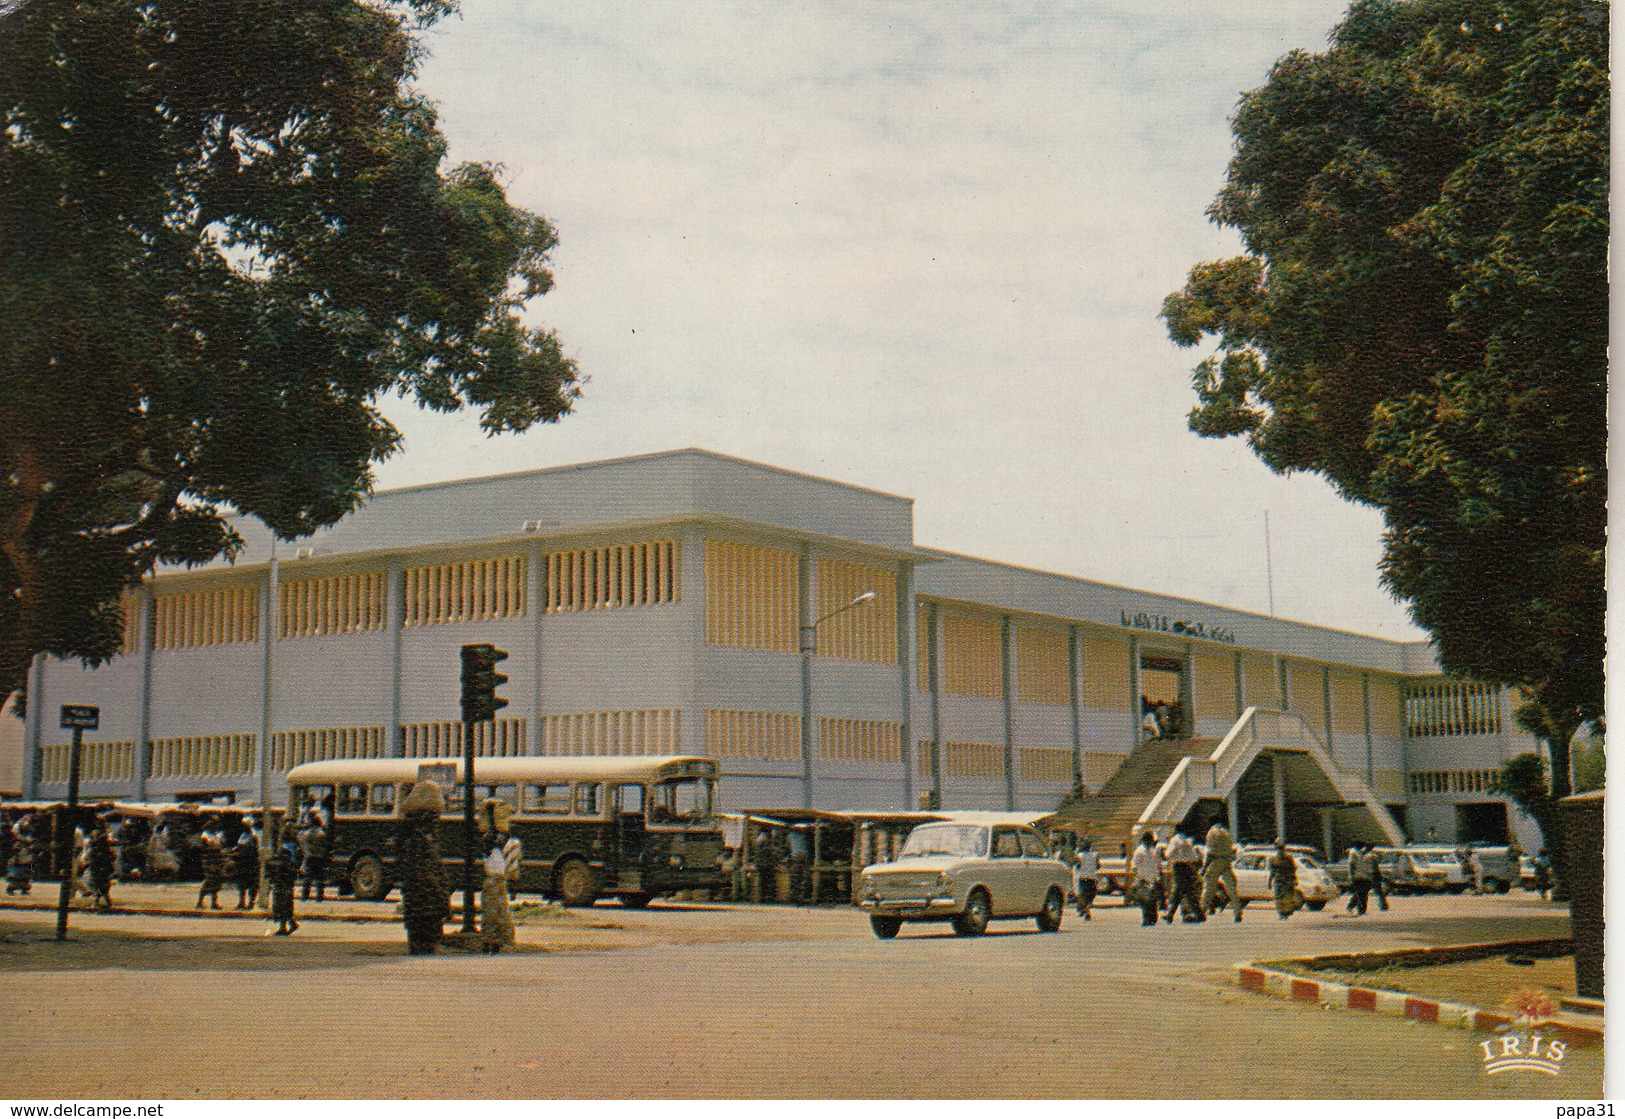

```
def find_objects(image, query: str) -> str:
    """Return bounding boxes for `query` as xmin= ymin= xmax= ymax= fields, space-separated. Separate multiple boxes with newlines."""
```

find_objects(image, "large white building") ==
xmin=13 ymin=448 xmax=1543 ymax=849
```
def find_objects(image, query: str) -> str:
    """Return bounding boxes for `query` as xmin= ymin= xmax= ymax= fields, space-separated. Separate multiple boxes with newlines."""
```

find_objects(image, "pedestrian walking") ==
xmin=197 ymin=827 xmax=227 ymax=909
xmin=232 ymin=822 xmax=260 ymax=909
xmin=1358 ymin=844 xmax=1383 ymax=911
xmin=86 ymin=823 xmax=115 ymax=910
xmin=1369 ymin=846 xmax=1389 ymax=911
xmin=1465 ymin=847 xmax=1485 ymax=894
xmin=1073 ymin=839 xmax=1099 ymax=920
xmin=480 ymin=834 xmax=516 ymax=954
xmin=266 ymin=830 xmax=298 ymax=935
xmin=5 ymin=814 xmax=35 ymax=896
xmin=1163 ymin=827 xmax=1204 ymax=923
xmin=1129 ymin=832 xmax=1164 ymax=927
xmin=1268 ymin=840 xmax=1303 ymax=919
xmin=399 ymin=781 xmax=450 ymax=955
xmin=1346 ymin=844 xmax=1371 ymax=915
xmin=297 ymin=799 xmax=333 ymax=901
xmin=1201 ymin=816 xmax=1243 ymax=922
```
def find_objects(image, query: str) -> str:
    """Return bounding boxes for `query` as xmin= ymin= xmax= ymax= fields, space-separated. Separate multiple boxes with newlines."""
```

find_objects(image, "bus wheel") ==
xmin=555 ymin=859 xmax=598 ymax=907
xmin=349 ymin=855 xmax=389 ymax=901
xmin=619 ymin=892 xmax=652 ymax=909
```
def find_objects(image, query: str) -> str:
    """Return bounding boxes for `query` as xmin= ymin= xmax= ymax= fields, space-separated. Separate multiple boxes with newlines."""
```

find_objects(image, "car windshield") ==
xmin=898 ymin=824 xmax=988 ymax=859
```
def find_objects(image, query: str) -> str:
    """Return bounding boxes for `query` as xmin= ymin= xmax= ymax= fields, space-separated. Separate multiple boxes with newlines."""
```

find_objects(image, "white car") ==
xmin=1232 ymin=846 xmax=1339 ymax=910
xmin=858 ymin=821 xmax=1073 ymax=938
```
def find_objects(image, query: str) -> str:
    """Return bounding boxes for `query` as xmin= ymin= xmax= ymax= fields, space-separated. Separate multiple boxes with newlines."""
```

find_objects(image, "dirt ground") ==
xmin=1283 ymin=953 xmax=1581 ymax=1017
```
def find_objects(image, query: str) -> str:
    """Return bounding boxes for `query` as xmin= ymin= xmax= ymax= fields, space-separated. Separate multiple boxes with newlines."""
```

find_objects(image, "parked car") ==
xmin=1403 ymin=846 xmax=1472 ymax=892
xmin=1231 ymin=846 xmax=1339 ymax=910
xmin=1464 ymin=845 xmax=1518 ymax=893
xmin=857 ymin=821 xmax=1072 ymax=938
xmin=1519 ymin=854 xmax=1539 ymax=891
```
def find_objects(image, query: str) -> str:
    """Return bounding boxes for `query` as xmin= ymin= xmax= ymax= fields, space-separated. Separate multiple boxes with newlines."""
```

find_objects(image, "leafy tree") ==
xmin=1 ymin=0 xmax=580 ymax=704
xmin=1162 ymin=0 xmax=1606 ymax=795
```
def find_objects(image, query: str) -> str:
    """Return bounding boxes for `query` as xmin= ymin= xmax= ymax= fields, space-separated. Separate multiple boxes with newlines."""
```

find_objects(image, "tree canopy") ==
xmin=1161 ymin=0 xmax=1606 ymax=794
xmin=1 ymin=0 xmax=580 ymax=703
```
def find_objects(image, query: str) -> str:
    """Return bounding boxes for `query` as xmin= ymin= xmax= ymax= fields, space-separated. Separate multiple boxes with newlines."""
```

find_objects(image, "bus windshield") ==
xmin=651 ymin=776 xmax=714 ymax=823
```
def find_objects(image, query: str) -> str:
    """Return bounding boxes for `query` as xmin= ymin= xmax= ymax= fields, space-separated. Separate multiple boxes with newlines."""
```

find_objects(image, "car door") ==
xmin=986 ymin=827 xmax=1025 ymax=915
xmin=1017 ymin=828 xmax=1055 ymax=913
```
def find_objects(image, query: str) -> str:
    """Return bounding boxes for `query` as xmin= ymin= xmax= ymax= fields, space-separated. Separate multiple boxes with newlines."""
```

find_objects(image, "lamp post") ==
xmin=799 ymin=590 xmax=878 ymax=808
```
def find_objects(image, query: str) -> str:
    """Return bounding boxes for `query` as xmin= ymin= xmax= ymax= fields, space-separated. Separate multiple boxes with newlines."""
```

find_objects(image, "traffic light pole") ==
xmin=461 ymin=715 xmax=478 ymax=934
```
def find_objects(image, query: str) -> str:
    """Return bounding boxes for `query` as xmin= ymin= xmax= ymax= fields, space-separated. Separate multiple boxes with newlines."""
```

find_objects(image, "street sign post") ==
xmin=55 ymin=705 xmax=98 ymax=940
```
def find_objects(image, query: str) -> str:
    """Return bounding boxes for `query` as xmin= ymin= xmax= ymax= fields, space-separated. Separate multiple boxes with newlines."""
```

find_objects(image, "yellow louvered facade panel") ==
xmin=916 ymin=606 xmax=934 ymax=692
xmin=153 ymin=585 xmax=260 ymax=650
xmin=1369 ymin=677 xmax=1404 ymax=738
xmin=269 ymin=726 xmax=388 ymax=771
xmin=1080 ymin=633 xmax=1131 ymax=711
xmin=398 ymin=719 xmax=527 ymax=760
xmin=1239 ymin=654 xmax=1280 ymax=709
xmin=819 ymin=718 xmax=901 ymax=764
xmin=940 ymin=612 xmax=1002 ymax=700
xmin=1192 ymin=648 xmax=1237 ymax=722
xmin=1287 ymin=664 xmax=1326 ymax=730
xmin=1019 ymin=746 xmax=1074 ymax=784
xmin=1016 ymin=627 xmax=1069 ymax=706
xmin=544 ymin=540 xmax=680 ymax=613
xmin=706 ymin=709 xmax=801 ymax=761
xmin=1372 ymin=768 xmax=1406 ymax=798
xmin=1084 ymin=750 xmax=1125 ymax=791
xmin=39 ymin=740 xmax=136 ymax=784
xmin=815 ymin=559 xmax=897 ymax=663
xmin=147 ymin=734 xmax=256 ymax=779
xmin=119 ymin=591 xmax=142 ymax=655
xmin=403 ymin=556 xmax=527 ymax=626
xmin=1402 ymin=680 xmax=1503 ymax=737
xmin=280 ymin=570 xmax=388 ymax=638
xmin=941 ymin=741 xmax=1005 ymax=781
xmin=704 ymin=540 xmax=798 ymax=653
xmin=538 ymin=710 xmax=681 ymax=756
xmin=1330 ymin=671 xmax=1367 ymax=736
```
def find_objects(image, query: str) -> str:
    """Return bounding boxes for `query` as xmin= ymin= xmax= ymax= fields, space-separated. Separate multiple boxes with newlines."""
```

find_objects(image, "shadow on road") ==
xmin=0 ymin=921 xmax=427 ymax=973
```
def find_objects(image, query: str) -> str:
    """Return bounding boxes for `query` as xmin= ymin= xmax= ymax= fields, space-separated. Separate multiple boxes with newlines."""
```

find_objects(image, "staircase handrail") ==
xmin=1137 ymin=707 xmax=1406 ymax=845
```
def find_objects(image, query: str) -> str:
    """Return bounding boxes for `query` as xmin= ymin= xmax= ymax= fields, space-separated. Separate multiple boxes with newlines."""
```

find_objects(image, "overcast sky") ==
xmin=378 ymin=1 xmax=1427 ymax=642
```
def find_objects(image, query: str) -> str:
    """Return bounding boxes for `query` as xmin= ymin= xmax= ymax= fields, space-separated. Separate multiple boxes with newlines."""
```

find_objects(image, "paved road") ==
xmin=0 ymin=890 xmax=1599 ymax=1099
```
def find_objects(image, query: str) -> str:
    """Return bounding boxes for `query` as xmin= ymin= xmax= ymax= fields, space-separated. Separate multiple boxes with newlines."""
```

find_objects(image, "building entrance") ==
xmin=1139 ymin=654 xmax=1188 ymax=739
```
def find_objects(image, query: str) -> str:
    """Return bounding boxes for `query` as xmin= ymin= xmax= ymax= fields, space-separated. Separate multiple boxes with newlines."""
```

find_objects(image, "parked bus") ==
xmin=283 ymin=755 xmax=726 ymax=907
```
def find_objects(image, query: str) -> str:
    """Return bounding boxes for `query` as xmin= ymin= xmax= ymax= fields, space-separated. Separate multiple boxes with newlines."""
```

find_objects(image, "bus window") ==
xmin=337 ymin=784 xmax=368 ymax=816
xmin=480 ymin=784 xmax=518 ymax=808
xmin=614 ymin=783 xmax=644 ymax=815
xmin=573 ymin=783 xmax=602 ymax=817
xmin=653 ymin=776 xmax=713 ymax=823
xmin=369 ymin=784 xmax=397 ymax=816
xmin=522 ymin=783 xmax=570 ymax=815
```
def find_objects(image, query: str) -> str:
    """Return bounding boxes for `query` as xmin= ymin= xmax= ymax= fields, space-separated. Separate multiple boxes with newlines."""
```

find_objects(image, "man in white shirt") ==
xmin=1073 ymin=839 xmax=1100 ymax=920
xmin=1130 ymin=831 xmax=1164 ymax=927
xmin=1164 ymin=827 xmax=1204 ymax=923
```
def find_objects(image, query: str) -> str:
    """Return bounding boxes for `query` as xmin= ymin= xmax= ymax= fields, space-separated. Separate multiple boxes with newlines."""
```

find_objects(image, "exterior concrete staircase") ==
xmin=1054 ymin=736 xmax=1219 ymax=846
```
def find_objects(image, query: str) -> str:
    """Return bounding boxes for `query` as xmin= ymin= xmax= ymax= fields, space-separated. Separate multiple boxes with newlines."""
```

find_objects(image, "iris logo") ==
xmin=1481 ymin=989 xmax=1566 ymax=1076
xmin=1480 ymin=1031 xmax=1566 ymax=1076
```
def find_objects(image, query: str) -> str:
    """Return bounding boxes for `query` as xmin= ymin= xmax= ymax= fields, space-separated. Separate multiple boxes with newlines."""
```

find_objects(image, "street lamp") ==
xmin=799 ymin=589 xmax=878 ymax=810
xmin=800 ymin=590 xmax=877 ymax=653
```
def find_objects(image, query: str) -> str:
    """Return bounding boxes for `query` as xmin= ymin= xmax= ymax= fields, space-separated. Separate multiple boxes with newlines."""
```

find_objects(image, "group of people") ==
xmin=1343 ymin=843 xmax=1389 ymax=916
xmin=1121 ymin=817 xmax=1252 ymax=926
xmin=396 ymin=784 xmax=522 ymax=955
xmin=194 ymin=822 xmax=260 ymax=910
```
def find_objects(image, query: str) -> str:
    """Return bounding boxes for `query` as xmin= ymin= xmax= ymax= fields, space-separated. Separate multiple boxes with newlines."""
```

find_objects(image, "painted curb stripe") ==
xmin=1234 ymin=963 xmax=1604 ymax=1046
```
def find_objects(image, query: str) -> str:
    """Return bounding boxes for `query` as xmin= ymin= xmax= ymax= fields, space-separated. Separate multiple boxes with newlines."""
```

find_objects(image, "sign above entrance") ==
xmin=1120 ymin=610 xmax=1236 ymax=645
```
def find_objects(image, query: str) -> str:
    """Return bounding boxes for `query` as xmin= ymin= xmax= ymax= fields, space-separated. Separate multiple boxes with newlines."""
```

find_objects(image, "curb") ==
xmin=0 ymin=898 xmax=398 ymax=924
xmin=1234 ymin=961 xmax=1604 ymax=1048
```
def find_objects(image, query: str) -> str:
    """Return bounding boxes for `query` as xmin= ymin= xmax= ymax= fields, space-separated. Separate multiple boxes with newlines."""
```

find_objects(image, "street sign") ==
xmin=59 ymin=704 xmax=99 ymax=730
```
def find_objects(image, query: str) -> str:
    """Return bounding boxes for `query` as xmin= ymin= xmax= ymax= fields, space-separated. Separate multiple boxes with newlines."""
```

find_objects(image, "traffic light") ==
xmin=460 ymin=643 xmax=509 ymax=724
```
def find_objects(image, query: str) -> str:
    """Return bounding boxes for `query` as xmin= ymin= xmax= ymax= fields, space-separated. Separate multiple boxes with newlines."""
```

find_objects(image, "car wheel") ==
xmin=1495 ymin=879 xmax=1511 ymax=895
xmin=953 ymin=889 xmax=990 ymax=937
xmin=1036 ymin=887 xmax=1064 ymax=932
xmin=1305 ymin=899 xmax=1326 ymax=911
xmin=869 ymin=915 xmax=902 ymax=939
xmin=554 ymin=858 xmax=598 ymax=907
xmin=349 ymin=854 xmax=389 ymax=901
